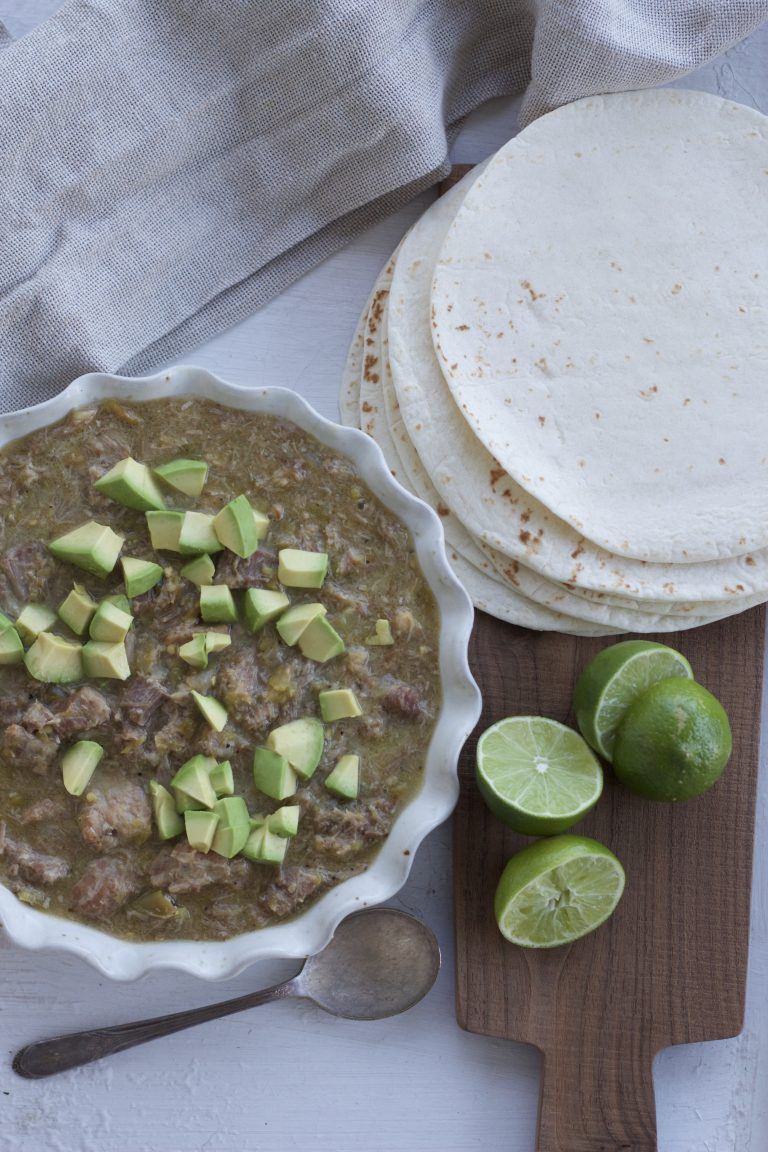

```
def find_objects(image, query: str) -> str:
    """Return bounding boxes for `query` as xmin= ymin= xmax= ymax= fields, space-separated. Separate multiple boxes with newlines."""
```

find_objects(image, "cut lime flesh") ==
xmin=494 ymin=835 xmax=625 ymax=948
xmin=476 ymin=716 xmax=603 ymax=835
xmin=574 ymin=641 xmax=693 ymax=762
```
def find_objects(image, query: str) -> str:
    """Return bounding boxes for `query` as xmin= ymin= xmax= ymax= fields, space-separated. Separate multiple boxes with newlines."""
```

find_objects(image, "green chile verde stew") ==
xmin=0 ymin=398 xmax=440 ymax=941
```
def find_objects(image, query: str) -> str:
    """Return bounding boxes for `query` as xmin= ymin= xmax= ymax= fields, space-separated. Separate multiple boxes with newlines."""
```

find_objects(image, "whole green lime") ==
xmin=612 ymin=678 xmax=732 ymax=802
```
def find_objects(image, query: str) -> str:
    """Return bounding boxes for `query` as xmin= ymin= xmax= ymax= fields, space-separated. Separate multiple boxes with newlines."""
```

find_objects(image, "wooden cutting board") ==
xmin=453 ymin=607 xmax=764 ymax=1152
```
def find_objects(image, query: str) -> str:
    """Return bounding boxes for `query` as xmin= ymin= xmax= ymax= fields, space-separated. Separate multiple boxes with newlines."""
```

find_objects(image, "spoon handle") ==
xmin=13 ymin=976 xmax=300 ymax=1079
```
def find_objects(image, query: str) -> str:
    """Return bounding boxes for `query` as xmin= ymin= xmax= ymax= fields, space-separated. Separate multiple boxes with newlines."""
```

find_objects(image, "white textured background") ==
xmin=1 ymin=5 xmax=767 ymax=1150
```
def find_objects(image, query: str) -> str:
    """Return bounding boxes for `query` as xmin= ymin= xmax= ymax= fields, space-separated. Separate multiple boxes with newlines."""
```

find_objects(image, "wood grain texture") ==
xmin=454 ymin=607 xmax=764 ymax=1152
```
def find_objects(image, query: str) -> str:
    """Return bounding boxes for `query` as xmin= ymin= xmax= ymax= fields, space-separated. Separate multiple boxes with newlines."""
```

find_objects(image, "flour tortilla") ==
xmin=388 ymin=126 xmax=768 ymax=604
xmin=431 ymin=90 xmax=768 ymax=563
xmin=374 ymin=260 xmax=732 ymax=633
xmin=351 ymin=262 xmax=621 ymax=635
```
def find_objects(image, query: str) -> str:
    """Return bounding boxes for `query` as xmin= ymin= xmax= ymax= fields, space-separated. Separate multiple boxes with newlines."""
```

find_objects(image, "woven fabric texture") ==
xmin=0 ymin=0 xmax=765 ymax=407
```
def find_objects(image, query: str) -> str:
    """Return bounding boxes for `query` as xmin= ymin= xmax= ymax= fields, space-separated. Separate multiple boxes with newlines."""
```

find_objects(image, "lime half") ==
xmin=495 ymin=835 xmax=625 ymax=948
xmin=475 ymin=716 xmax=603 ymax=836
xmin=574 ymin=640 xmax=693 ymax=762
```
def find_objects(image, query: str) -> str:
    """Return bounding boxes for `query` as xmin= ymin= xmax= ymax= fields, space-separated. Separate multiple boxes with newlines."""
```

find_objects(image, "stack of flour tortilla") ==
xmin=340 ymin=89 xmax=768 ymax=635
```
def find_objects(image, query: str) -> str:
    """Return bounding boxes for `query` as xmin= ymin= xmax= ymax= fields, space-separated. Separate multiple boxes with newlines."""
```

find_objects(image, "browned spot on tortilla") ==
xmin=361 ymin=401 xmax=374 ymax=413
xmin=642 ymin=337 xmax=655 ymax=344
xmin=628 ymin=295 xmax=637 ymax=304
xmin=535 ymin=358 xmax=548 ymax=372
xmin=415 ymin=422 xmax=422 ymax=431
xmin=571 ymin=543 xmax=584 ymax=561
xmin=719 ymin=457 xmax=727 ymax=465
xmin=521 ymin=510 xmax=531 ymax=523
xmin=671 ymin=283 xmax=683 ymax=295
xmin=496 ymin=331 xmax=504 ymax=339
xmin=519 ymin=530 xmax=531 ymax=545
xmin=489 ymin=466 xmax=505 ymax=487
xmin=537 ymin=416 xmax=546 ymax=427
xmin=456 ymin=324 xmax=470 ymax=332
xmin=746 ymin=556 xmax=755 ymax=566
xmin=683 ymin=398 xmax=691 ymax=406
xmin=436 ymin=503 xmax=450 ymax=517
xmin=639 ymin=385 xmax=658 ymax=399
xmin=663 ymin=582 xmax=675 ymax=594
xmin=520 ymin=280 xmax=545 ymax=302
xmin=610 ymin=261 xmax=623 ymax=272
xmin=447 ymin=303 xmax=453 ymax=312
xmin=484 ymin=252 xmax=492 ymax=261
xmin=450 ymin=363 xmax=458 ymax=372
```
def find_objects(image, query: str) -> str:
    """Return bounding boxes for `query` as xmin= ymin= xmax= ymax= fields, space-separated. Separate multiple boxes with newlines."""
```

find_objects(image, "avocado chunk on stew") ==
xmin=0 ymin=398 xmax=440 ymax=941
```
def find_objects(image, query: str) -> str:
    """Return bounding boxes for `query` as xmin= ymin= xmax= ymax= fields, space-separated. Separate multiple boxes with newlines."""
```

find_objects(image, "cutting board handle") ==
xmin=536 ymin=1032 xmax=659 ymax=1151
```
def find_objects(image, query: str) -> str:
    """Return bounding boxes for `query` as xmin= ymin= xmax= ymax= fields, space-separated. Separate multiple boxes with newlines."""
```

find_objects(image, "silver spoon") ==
xmin=13 ymin=908 xmax=440 ymax=1079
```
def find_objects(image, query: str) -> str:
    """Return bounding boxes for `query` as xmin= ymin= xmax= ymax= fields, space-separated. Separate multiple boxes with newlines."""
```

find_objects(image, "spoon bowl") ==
xmin=297 ymin=908 xmax=441 ymax=1019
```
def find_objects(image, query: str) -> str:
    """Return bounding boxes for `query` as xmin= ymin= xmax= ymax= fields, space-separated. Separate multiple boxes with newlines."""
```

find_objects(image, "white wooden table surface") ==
xmin=1 ymin=6 xmax=767 ymax=1150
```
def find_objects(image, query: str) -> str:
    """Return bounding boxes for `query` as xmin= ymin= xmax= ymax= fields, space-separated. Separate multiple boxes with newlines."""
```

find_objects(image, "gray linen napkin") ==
xmin=0 ymin=0 xmax=766 ymax=409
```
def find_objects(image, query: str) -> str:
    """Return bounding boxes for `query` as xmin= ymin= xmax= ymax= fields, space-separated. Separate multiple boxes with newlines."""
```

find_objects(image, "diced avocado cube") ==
xmin=170 ymin=754 xmax=217 ymax=809
xmin=199 ymin=584 xmax=237 ymax=624
xmin=104 ymin=594 xmax=133 ymax=615
xmin=244 ymin=589 xmax=290 ymax=633
xmin=178 ymin=633 xmax=209 ymax=669
xmin=173 ymin=787 xmax=205 ymax=815
xmin=15 ymin=604 xmax=57 ymax=644
xmin=0 ymin=611 xmax=14 ymax=631
xmin=209 ymin=760 xmax=234 ymax=797
xmin=154 ymin=458 xmax=209 ymax=497
xmin=324 ymin=754 xmax=360 ymax=800
xmin=61 ymin=740 xmax=104 ymax=796
xmin=212 ymin=495 xmax=269 ymax=559
xmin=0 ymin=626 xmax=24 ymax=665
xmin=89 ymin=601 xmax=133 ymax=643
xmin=82 ymin=640 xmax=131 ymax=680
xmin=121 ymin=557 xmax=163 ymax=598
xmin=94 ymin=457 xmax=167 ymax=512
xmin=185 ymin=809 xmax=219 ymax=853
xmin=190 ymin=690 xmax=228 ymax=732
xmin=267 ymin=805 xmax=300 ymax=838
xmin=267 ymin=717 xmax=324 ymax=780
xmin=58 ymin=585 xmax=98 ymax=636
xmin=211 ymin=796 xmax=251 ymax=858
xmin=278 ymin=548 xmax=329 ymax=589
xmin=49 ymin=521 xmax=124 ymax=577
xmin=241 ymin=824 xmax=288 ymax=865
xmin=145 ymin=511 xmax=184 ymax=552
xmin=298 ymin=617 xmax=345 ymax=663
xmin=178 ymin=511 xmax=223 ymax=556
xmin=205 ymin=631 xmax=231 ymax=654
xmin=149 ymin=780 xmax=184 ymax=840
xmin=364 ymin=619 xmax=394 ymax=646
xmin=318 ymin=688 xmax=362 ymax=722
xmin=275 ymin=602 xmax=326 ymax=646
xmin=180 ymin=554 xmax=216 ymax=586
xmin=25 ymin=633 xmax=83 ymax=683
xmin=252 ymin=747 xmax=298 ymax=800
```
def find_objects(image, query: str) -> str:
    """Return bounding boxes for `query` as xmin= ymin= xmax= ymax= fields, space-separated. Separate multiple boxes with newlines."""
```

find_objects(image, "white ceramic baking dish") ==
xmin=0 ymin=365 xmax=481 ymax=980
